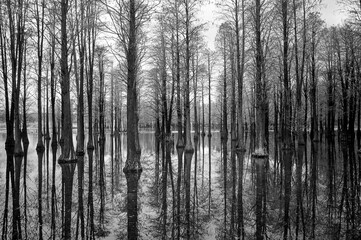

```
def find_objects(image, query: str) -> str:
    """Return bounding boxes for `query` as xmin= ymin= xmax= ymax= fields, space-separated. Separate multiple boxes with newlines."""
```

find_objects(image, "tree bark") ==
xmin=123 ymin=1 xmax=142 ymax=239
xmin=184 ymin=1 xmax=194 ymax=239
xmin=59 ymin=1 xmax=77 ymax=239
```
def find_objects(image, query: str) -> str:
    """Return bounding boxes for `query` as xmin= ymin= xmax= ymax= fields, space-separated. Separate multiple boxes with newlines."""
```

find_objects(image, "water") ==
xmin=0 ymin=131 xmax=360 ymax=239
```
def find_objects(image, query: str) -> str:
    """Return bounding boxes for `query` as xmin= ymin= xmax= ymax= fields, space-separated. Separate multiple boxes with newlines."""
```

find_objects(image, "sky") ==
xmin=199 ymin=0 xmax=347 ymax=50
xmin=321 ymin=0 xmax=346 ymax=26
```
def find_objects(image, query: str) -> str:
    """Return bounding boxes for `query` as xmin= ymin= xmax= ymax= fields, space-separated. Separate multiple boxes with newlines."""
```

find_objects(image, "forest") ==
xmin=0 ymin=0 xmax=361 ymax=239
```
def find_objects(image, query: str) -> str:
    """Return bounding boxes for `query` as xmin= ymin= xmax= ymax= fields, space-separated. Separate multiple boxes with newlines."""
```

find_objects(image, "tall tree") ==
xmin=207 ymin=50 xmax=213 ymax=217
xmin=253 ymin=0 xmax=268 ymax=239
xmin=49 ymin=4 xmax=58 ymax=237
xmin=218 ymin=21 xmax=230 ymax=238
xmin=75 ymin=0 xmax=86 ymax=237
xmin=0 ymin=0 xmax=27 ymax=238
xmin=58 ymin=0 xmax=77 ymax=239
xmin=183 ymin=0 xmax=195 ymax=238
xmin=35 ymin=0 xmax=46 ymax=238
xmin=21 ymin=37 xmax=30 ymax=240
xmin=97 ymin=46 xmax=106 ymax=231
xmin=174 ymin=0 xmax=184 ymax=238
xmin=86 ymin=1 xmax=97 ymax=238
xmin=235 ymin=1 xmax=246 ymax=238
xmin=281 ymin=0 xmax=293 ymax=239
xmin=123 ymin=0 xmax=144 ymax=238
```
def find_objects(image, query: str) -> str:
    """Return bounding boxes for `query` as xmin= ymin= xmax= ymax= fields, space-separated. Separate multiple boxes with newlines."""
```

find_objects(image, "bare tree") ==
xmin=58 ymin=0 xmax=77 ymax=239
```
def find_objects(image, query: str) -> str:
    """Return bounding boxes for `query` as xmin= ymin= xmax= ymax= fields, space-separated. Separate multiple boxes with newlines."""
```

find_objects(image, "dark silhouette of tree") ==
xmin=35 ymin=0 xmax=46 ymax=239
xmin=74 ymin=0 xmax=86 ymax=238
xmin=86 ymin=1 xmax=97 ymax=238
xmin=0 ymin=0 xmax=27 ymax=238
xmin=253 ymin=0 xmax=268 ymax=239
xmin=58 ymin=0 xmax=77 ymax=239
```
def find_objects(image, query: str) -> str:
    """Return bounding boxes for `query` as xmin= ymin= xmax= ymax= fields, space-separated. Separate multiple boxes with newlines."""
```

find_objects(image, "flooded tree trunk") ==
xmin=193 ymin=52 xmax=200 ymax=231
xmin=326 ymin=138 xmax=336 ymax=238
xmin=1 ymin=1 xmax=27 ymax=238
xmin=160 ymin=21 xmax=168 ymax=239
xmin=221 ymin=30 xmax=228 ymax=238
xmin=295 ymin=143 xmax=305 ymax=240
xmin=254 ymin=0 xmax=268 ymax=238
xmin=254 ymin=155 xmax=267 ymax=240
xmin=281 ymin=1 xmax=293 ymax=239
xmin=13 ymin=39 xmax=23 ymax=240
xmin=175 ymin=1 xmax=184 ymax=238
xmin=86 ymin=5 xmax=96 ymax=235
xmin=111 ymin=67 xmax=114 ymax=201
xmin=114 ymin=90 xmax=119 ymax=192
xmin=22 ymin=43 xmax=29 ymax=240
xmin=184 ymin=2 xmax=194 ymax=239
xmin=35 ymin=1 xmax=46 ymax=239
xmin=229 ymin=39 xmax=237 ymax=238
xmin=310 ymin=141 xmax=318 ymax=239
xmin=75 ymin=1 xmax=86 ymax=237
xmin=45 ymin=68 xmax=51 ymax=210
xmin=155 ymin=95 xmax=161 ymax=204
xmin=201 ymin=75 xmax=205 ymax=188
xmin=98 ymin=48 xmax=106 ymax=230
xmin=123 ymin=1 xmax=142 ymax=239
xmin=348 ymin=139 xmax=356 ymax=233
xmin=50 ymin=20 xmax=58 ymax=239
xmin=59 ymin=0 xmax=77 ymax=238
xmin=236 ymin=1 xmax=246 ymax=238
xmin=0 ymin=6 xmax=11 ymax=237
xmin=207 ymin=51 xmax=212 ymax=217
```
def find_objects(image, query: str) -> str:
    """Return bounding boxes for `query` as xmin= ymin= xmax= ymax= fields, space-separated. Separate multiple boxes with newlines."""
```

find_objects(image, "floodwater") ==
xmin=0 ymin=131 xmax=360 ymax=239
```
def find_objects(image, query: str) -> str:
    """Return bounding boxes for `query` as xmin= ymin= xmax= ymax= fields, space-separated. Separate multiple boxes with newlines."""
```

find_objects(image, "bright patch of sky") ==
xmin=320 ymin=0 xmax=346 ymax=26
xmin=199 ymin=0 xmax=346 ymax=50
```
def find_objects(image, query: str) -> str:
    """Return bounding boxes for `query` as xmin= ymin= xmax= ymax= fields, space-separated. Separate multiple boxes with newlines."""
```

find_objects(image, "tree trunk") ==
xmin=207 ymin=51 xmax=212 ymax=217
xmin=221 ymin=31 xmax=228 ymax=238
xmin=59 ymin=1 xmax=77 ymax=239
xmin=281 ymin=1 xmax=293 ymax=239
xmin=254 ymin=0 xmax=268 ymax=238
xmin=236 ymin=1 xmax=246 ymax=237
xmin=75 ymin=0 xmax=86 ymax=237
xmin=123 ymin=1 xmax=143 ymax=239
xmin=184 ymin=1 xmax=194 ymax=239
xmin=230 ymin=39 xmax=237 ymax=238
xmin=21 ymin=39 xmax=30 ymax=240
xmin=98 ymin=49 xmax=106 ymax=230
xmin=50 ymin=23 xmax=58 ymax=239
xmin=175 ymin=1 xmax=184 ymax=238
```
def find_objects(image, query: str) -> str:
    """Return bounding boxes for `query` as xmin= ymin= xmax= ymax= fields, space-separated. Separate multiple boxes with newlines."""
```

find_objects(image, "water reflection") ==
xmin=0 ymin=131 xmax=360 ymax=239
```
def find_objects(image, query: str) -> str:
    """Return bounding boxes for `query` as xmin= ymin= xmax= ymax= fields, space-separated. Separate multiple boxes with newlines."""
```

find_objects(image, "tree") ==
xmin=253 ymin=0 xmax=268 ymax=239
xmin=35 ymin=0 xmax=46 ymax=238
xmin=86 ymin=1 xmax=97 ymax=238
xmin=279 ymin=1 xmax=293 ymax=239
xmin=235 ymin=1 xmax=246 ymax=238
xmin=0 ymin=0 xmax=27 ymax=238
xmin=74 ymin=0 xmax=86 ymax=237
xmin=174 ymin=0 xmax=184 ymax=238
xmin=58 ymin=0 xmax=77 ymax=239
xmin=122 ymin=0 xmax=147 ymax=238
xmin=217 ymin=21 xmax=230 ymax=238
xmin=49 ymin=3 xmax=58 ymax=237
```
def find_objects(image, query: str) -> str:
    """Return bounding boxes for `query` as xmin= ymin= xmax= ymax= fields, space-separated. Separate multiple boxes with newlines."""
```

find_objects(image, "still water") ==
xmin=0 ymin=131 xmax=360 ymax=239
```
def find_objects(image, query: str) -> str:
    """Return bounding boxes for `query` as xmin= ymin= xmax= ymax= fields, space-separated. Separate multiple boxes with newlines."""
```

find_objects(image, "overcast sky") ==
xmin=199 ymin=0 xmax=346 ymax=50
xmin=321 ymin=0 xmax=346 ymax=26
